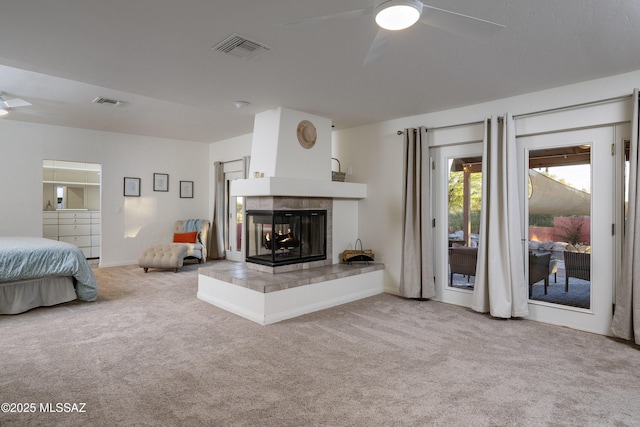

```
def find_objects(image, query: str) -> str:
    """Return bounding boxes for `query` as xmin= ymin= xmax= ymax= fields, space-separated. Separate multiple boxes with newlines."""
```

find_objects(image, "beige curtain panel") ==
xmin=399 ymin=126 xmax=435 ymax=299
xmin=208 ymin=161 xmax=226 ymax=260
xmin=611 ymin=89 xmax=640 ymax=343
xmin=472 ymin=115 xmax=529 ymax=318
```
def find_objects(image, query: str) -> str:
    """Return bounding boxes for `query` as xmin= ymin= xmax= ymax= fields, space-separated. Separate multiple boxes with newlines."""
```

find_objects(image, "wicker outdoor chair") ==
xmin=529 ymin=251 xmax=551 ymax=297
xmin=564 ymin=251 xmax=590 ymax=292
xmin=449 ymin=246 xmax=478 ymax=285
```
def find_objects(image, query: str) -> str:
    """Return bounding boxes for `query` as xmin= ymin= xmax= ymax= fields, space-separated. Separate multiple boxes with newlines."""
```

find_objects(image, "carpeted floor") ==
xmin=1 ymin=262 xmax=640 ymax=426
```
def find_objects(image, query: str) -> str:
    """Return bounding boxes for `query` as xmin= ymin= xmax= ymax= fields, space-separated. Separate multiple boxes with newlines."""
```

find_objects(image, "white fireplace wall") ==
xmin=332 ymin=199 xmax=359 ymax=263
xmin=219 ymin=106 xmax=364 ymax=269
xmin=249 ymin=107 xmax=332 ymax=181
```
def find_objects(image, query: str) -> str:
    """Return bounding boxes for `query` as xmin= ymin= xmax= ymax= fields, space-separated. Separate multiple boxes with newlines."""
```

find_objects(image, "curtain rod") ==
xmin=397 ymin=119 xmax=485 ymax=135
xmin=218 ymin=158 xmax=243 ymax=164
xmin=513 ymin=93 xmax=632 ymax=119
xmin=396 ymin=92 xmax=633 ymax=135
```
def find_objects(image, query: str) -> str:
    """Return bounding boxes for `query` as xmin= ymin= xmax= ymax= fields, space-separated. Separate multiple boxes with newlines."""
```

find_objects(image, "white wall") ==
xmin=248 ymin=107 xmax=332 ymax=181
xmin=333 ymin=70 xmax=640 ymax=295
xmin=331 ymin=199 xmax=360 ymax=264
xmin=0 ymin=120 xmax=210 ymax=267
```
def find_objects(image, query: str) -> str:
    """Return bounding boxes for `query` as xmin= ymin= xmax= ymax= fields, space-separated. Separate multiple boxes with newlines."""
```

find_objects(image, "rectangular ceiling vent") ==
xmin=92 ymin=97 xmax=123 ymax=106
xmin=212 ymin=33 xmax=271 ymax=59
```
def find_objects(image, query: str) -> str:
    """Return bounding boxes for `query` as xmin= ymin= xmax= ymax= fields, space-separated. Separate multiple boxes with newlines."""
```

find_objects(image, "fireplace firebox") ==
xmin=246 ymin=210 xmax=327 ymax=267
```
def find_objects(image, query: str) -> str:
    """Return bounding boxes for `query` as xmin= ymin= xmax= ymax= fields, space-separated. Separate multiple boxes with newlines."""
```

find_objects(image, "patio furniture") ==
xmin=449 ymin=246 xmax=478 ymax=285
xmin=549 ymin=258 xmax=558 ymax=283
xmin=529 ymin=251 xmax=551 ymax=297
xmin=564 ymin=251 xmax=590 ymax=292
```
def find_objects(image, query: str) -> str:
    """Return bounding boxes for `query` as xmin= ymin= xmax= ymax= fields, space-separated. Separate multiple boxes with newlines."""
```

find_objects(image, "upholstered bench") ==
xmin=139 ymin=243 xmax=189 ymax=273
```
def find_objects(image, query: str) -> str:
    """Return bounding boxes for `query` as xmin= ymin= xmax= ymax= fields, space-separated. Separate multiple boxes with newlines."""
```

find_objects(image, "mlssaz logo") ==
xmin=39 ymin=402 xmax=87 ymax=413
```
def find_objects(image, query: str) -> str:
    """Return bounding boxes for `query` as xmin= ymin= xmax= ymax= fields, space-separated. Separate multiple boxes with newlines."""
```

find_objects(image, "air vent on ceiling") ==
xmin=212 ymin=33 xmax=271 ymax=59
xmin=92 ymin=97 xmax=123 ymax=106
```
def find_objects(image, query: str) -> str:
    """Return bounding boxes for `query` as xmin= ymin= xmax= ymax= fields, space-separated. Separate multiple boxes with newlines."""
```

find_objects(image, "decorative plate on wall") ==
xmin=296 ymin=120 xmax=317 ymax=149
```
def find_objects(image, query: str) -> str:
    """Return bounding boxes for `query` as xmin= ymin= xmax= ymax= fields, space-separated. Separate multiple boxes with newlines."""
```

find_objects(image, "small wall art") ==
xmin=153 ymin=173 xmax=169 ymax=192
xmin=124 ymin=177 xmax=141 ymax=197
xmin=180 ymin=181 xmax=194 ymax=198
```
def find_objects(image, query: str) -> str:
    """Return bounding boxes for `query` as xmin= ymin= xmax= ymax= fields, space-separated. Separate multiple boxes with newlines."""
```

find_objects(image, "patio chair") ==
xmin=449 ymin=246 xmax=478 ymax=285
xmin=529 ymin=251 xmax=551 ymax=297
xmin=564 ymin=251 xmax=590 ymax=292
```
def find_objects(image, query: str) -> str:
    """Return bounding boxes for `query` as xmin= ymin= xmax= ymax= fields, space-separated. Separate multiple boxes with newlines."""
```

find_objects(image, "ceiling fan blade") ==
xmin=3 ymin=98 xmax=32 ymax=108
xmin=363 ymin=29 xmax=392 ymax=65
xmin=420 ymin=5 xmax=505 ymax=42
xmin=278 ymin=7 xmax=373 ymax=28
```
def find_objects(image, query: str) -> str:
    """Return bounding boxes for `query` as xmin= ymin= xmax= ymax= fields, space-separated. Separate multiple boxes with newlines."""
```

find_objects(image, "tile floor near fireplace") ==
xmin=197 ymin=261 xmax=384 ymax=325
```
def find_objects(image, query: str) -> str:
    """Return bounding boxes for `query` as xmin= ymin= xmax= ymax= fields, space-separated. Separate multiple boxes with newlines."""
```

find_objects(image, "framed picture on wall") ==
xmin=124 ymin=177 xmax=141 ymax=197
xmin=153 ymin=173 xmax=169 ymax=192
xmin=180 ymin=181 xmax=193 ymax=198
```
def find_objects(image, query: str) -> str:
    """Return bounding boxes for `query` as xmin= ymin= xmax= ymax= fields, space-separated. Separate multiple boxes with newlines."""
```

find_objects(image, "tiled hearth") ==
xmin=197 ymin=261 xmax=384 ymax=325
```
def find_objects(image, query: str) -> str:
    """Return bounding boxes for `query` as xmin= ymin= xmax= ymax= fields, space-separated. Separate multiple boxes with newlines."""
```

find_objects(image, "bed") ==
xmin=0 ymin=237 xmax=98 ymax=314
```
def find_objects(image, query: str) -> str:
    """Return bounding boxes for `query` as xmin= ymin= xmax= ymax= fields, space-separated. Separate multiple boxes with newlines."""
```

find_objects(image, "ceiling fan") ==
xmin=0 ymin=92 xmax=32 ymax=116
xmin=280 ymin=0 xmax=505 ymax=64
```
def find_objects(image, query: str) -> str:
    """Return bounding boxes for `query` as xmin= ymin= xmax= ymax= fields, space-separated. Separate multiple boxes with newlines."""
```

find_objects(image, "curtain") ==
xmin=242 ymin=155 xmax=251 ymax=179
xmin=611 ymin=89 xmax=640 ymax=343
xmin=208 ymin=161 xmax=226 ymax=260
xmin=399 ymin=126 xmax=435 ymax=299
xmin=472 ymin=115 xmax=529 ymax=318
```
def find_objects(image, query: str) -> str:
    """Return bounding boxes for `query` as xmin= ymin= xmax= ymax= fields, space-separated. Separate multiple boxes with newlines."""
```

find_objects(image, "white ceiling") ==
xmin=1 ymin=0 xmax=639 ymax=143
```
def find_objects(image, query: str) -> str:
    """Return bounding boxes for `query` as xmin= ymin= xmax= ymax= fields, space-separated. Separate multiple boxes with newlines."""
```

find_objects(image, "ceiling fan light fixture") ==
xmin=375 ymin=0 xmax=422 ymax=31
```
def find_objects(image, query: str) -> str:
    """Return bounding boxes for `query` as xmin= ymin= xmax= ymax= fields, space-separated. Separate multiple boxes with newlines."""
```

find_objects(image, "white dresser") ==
xmin=42 ymin=210 xmax=100 ymax=259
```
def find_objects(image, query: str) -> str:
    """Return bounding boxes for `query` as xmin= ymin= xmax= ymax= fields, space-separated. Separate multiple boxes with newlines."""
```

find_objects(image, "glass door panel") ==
xmin=224 ymin=170 xmax=244 ymax=262
xmin=448 ymin=156 xmax=482 ymax=289
xmin=527 ymin=146 xmax=591 ymax=309
xmin=432 ymin=142 xmax=483 ymax=307
xmin=519 ymin=127 xmax=614 ymax=335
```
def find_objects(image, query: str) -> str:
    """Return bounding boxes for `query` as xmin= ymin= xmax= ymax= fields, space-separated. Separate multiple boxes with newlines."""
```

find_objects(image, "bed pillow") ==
xmin=173 ymin=231 xmax=198 ymax=243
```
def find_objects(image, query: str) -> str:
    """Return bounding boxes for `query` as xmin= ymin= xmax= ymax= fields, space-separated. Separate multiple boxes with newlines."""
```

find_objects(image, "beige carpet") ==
xmin=2 ymin=262 xmax=640 ymax=426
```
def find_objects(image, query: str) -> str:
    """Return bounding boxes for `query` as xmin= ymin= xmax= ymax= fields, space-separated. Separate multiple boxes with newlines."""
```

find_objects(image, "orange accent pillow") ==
xmin=173 ymin=231 xmax=198 ymax=243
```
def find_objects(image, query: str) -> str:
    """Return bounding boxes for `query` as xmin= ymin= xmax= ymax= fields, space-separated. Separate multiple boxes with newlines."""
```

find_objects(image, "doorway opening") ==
xmin=42 ymin=160 xmax=101 ymax=259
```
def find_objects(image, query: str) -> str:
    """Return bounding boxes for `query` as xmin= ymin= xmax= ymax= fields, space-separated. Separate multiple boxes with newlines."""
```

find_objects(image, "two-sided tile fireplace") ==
xmin=245 ymin=209 xmax=327 ymax=267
